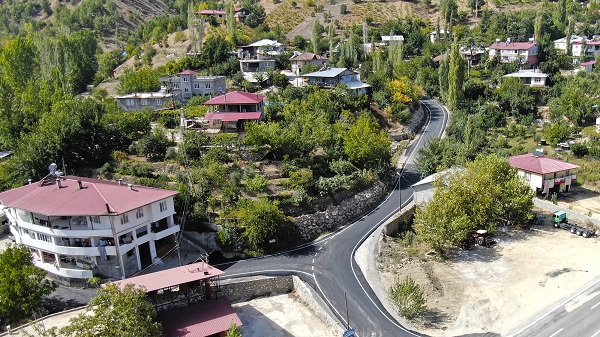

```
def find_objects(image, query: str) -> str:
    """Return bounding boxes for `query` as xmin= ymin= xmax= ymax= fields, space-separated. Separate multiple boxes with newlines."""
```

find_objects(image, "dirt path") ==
xmin=377 ymin=214 xmax=600 ymax=336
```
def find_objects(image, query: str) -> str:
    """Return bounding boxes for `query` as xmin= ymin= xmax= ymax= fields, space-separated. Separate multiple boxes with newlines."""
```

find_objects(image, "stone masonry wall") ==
xmin=295 ymin=181 xmax=388 ymax=241
xmin=220 ymin=276 xmax=294 ymax=302
xmin=382 ymin=201 xmax=416 ymax=236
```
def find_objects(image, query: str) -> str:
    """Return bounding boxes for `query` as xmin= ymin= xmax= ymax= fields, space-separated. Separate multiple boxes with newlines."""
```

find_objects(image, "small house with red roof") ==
xmin=203 ymin=91 xmax=265 ymax=132
xmin=159 ymin=70 xmax=226 ymax=101
xmin=508 ymin=152 xmax=580 ymax=196
xmin=0 ymin=174 xmax=179 ymax=285
xmin=488 ymin=40 xmax=539 ymax=66
xmin=111 ymin=261 xmax=242 ymax=337
xmin=196 ymin=9 xmax=226 ymax=21
xmin=581 ymin=60 xmax=596 ymax=72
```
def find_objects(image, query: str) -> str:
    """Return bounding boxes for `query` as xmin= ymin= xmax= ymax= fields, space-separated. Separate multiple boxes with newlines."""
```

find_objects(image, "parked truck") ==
xmin=552 ymin=211 xmax=595 ymax=238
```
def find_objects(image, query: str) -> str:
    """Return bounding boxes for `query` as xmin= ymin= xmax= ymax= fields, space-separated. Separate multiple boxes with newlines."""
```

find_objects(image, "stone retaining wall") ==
xmin=220 ymin=276 xmax=294 ymax=302
xmin=295 ymin=182 xmax=388 ymax=241
xmin=382 ymin=201 xmax=417 ymax=236
xmin=534 ymin=198 xmax=600 ymax=229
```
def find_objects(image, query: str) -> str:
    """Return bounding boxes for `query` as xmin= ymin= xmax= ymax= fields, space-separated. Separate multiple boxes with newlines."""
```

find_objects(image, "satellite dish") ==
xmin=48 ymin=163 xmax=57 ymax=174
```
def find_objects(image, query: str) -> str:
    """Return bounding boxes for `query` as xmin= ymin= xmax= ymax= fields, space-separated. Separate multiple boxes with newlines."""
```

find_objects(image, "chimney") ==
xmin=27 ymin=179 xmax=32 ymax=185
xmin=56 ymin=178 xmax=61 ymax=189
xmin=118 ymin=178 xmax=123 ymax=185
xmin=77 ymin=180 xmax=83 ymax=189
xmin=127 ymin=183 xmax=134 ymax=190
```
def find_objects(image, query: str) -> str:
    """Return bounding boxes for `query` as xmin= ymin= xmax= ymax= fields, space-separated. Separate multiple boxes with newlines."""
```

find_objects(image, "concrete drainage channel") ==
xmin=221 ymin=275 xmax=346 ymax=335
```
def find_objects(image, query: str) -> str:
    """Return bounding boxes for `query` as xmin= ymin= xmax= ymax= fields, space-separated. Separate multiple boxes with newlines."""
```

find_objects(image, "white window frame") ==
xmin=120 ymin=213 xmax=129 ymax=225
xmin=155 ymin=99 xmax=162 ymax=106
xmin=184 ymin=87 xmax=189 ymax=93
xmin=126 ymin=99 xmax=135 ymax=107
xmin=141 ymin=99 xmax=148 ymax=106
xmin=205 ymin=83 xmax=211 ymax=89
xmin=136 ymin=208 xmax=144 ymax=219
xmin=159 ymin=201 xmax=167 ymax=212
xmin=90 ymin=216 xmax=101 ymax=224
xmin=194 ymin=83 xmax=201 ymax=89
xmin=183 ymin=77 xmax=188 ymax=82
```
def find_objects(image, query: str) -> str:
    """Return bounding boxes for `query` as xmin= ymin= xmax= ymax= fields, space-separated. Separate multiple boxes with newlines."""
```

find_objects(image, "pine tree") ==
xmin=438 ymin=57 xmax=449 ymax=100
xmin=447 ymin=36 xmax=465 ymax=111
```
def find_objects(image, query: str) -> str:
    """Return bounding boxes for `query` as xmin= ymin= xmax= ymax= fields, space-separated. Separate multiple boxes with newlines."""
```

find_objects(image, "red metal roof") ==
xmin=112 ymin=262 xmax=224 ymax=292
xmin=0 ymin=176 xmax=177 ymax=216
xmin=204 ymin=112 xmax=262 ymax=122
xmin=198 ymin=9 xmax=226 ymax=15
xmin=204 ymin=91 xmax=265 ymax=105
xmin=489 ymin=41 xmax=537 ymax=50
xmin=158 ymin=297 xmax=242 ymax=337
xmin=581 ymin=60 xmax=596 ymax=66
xmin=508 ymin=154 xmax=580 ymax=175
xmin=178 ymin=70 xmax=197 ymax=75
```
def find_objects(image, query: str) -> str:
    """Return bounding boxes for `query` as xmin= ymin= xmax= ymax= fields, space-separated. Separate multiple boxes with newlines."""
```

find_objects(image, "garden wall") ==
xmin=534 ymin=198 xmax=600 ymax=229
xmin=295 ymin=181 xmax=388 ymax=241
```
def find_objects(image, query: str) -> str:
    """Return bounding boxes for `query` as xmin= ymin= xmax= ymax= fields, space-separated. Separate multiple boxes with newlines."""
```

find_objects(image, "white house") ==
xmin=488 ymin=40 xmax=539 ymax=66
xmin=115 ymin=91 xmax=172 ymax=112
xmin=430 ymin=29 xmax=447 ymax=43
xmin=581 ymin=60 xmax=596 ymax=72
xmin=0 ymin=175 xmax=179 ymax=285
xmin=503 ymin=69 xmax=548 ymax=87
xmin=302 ymin=68 xmax=370 ymax=95
xmin=159 ymin=70 xmax=226 ymax=101
xmin=412 ymin=167 xmax=463 ymax=205
xmin=237 ymin=39 xmax=285 ymax=59
xmin=554 ymin=35 xmax=600 ymax=60
xmin=508 ymin=152 xmax=580 ymax=196
xmin=289 ymin=52 xmax=330 ymax=75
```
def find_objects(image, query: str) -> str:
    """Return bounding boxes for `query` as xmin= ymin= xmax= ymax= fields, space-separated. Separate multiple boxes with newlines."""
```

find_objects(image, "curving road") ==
xmin=216 ymin=98 xmax=448 ymax=336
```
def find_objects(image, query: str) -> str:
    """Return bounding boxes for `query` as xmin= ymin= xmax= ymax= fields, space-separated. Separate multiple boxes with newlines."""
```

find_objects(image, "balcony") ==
xmin=554 ymin=177 xmax=566 ymax=184
xmin=571 ymin=174 xmax=577 ymax=181
xmin=20 ymin=236 xmax=117 ymax=256
xmin=34 ymin=260 xmax=93 ymax=279
xmin=17 ymin=220 xmax=113 ymax=237
xmin=154 ymin=224 xmax=180 ymax=240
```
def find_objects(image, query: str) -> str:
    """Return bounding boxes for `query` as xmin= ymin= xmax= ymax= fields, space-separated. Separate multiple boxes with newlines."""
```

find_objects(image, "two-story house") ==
xmin=0 ymin=175 xmax=179 ymax=285
xmin=488 ymin=40 xmax=539 ymax=67
xmin=503 ymin=69 xmax=548 ymax=87
xmin=508 ymin=152 xmax=580 ymax=196
xmin=289 ymin=52 xmax=330 ymax=75
xmin=237 ymin=39 xmax=284 ymax=59
xmin=115 ymin=91 xmax=171 ymax=112
xmin=554 ymin=35 xmax=600 ymax=61
xmin=203 ymin=91 xmax=265 ymax=132
xmin=430 ymin=29 xmax=448 ymax=43
xmin=302 ymin=68 xmax=371 ymax=95
xmin=159 ymin=70 xmax=226 ymax=101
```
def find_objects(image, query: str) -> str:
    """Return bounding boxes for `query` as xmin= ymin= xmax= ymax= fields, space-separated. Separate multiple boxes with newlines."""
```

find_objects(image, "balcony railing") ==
xmin=34 ymin=260 xmax=93 ymax=279
xmin=20 ymin=236 xmax=117 ymax=256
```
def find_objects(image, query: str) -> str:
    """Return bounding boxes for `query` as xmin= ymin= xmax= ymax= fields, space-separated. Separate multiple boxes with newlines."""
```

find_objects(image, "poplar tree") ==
xmin=447 ymin=36 xmax=465 ymax=111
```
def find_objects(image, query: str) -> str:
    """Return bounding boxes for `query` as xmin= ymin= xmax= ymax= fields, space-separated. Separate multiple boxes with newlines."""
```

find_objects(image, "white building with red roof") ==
xmin=488 ymin=40 xmax=539 ymax=66
xmin=203 ymin=91 xmax=265 ymax=132
xmin=159 ymin=70 xmax=226 ymax=101
xmin=508 ymin=153 xmax=580 ymax=196
xmin=0 ymin=175 xmax=179 ymax=284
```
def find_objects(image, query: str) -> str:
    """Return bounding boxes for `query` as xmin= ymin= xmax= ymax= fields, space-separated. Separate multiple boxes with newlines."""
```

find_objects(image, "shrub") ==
xmin=173 ymin=31 xmax=187 ymax=43
xmin=571 ymin=142 xmax=589 ymax=157
xmin=330 ymin=159 xmax=355 ymax=175
xmin=246 ymin=175 xmax=269 ymax=192
xmin=112 ymin=150 xmax=129 ymax=162
xmin=340 ymin=3 xmax=347 ymax=14
xmin=98 ymin=162 xmax=112 ymax=176
xmin=388 ymin=276 xmax=426 ymax=318
xmin=289 ymin=168 xmax=313 ymax=188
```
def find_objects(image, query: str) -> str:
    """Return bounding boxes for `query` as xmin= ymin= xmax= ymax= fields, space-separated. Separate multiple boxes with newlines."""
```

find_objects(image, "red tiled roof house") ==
xmin=0 ymin=175 xmax=179 ymax=285
xmin=203 ymin=91 xmax=265 ymax=132
xmin=488 ymin=40 xmax=539 ymax=67
xmin=508 ymin=153 xmax=580 ymax=196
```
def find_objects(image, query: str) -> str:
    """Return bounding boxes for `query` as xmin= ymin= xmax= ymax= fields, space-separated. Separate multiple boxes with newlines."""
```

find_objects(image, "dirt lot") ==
xmin=557 ymin=188 xmax=600 ymax=220
xmin=378 ymin=211 xmax=600 ymax=336
xmin=232 ymin=293 xmax=339 ymax=337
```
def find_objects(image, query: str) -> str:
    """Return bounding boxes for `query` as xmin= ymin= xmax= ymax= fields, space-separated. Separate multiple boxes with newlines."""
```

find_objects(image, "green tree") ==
xmin=225 ymin=322 xmax=243 ymax=337
xmin=388 ymin=276 xmax=426 ymax=319
xmin=549 ymin=86 xmax=594 ymax=126
xmin=136 ymin=128 xmax=173 ymax=160
xmin=413 ymin=154 xmax=534 ymax=252
xmin=117 ymin=67 xmax=161 ymax=94
xmin=229 ymin=198 xmax=292 ymax=253
xmin=60 ymin=283 xmax=161 ymax=337
xmin=543 ymin=123 xmax=570 ymax=147
xmin=414 ymin=137 xmax=452 ymax=177
xmin=311 ymin=20 xmax=324 ymax=54
xmin=447 ymin=36 xmax=465 ymax=111
xmin=344 ymin=114 xmax=392 ymax=171
xmin=0 ymin=244 xmax=57 ymax=328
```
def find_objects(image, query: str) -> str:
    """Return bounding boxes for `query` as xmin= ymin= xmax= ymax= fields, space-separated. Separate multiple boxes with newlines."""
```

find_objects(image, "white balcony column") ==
xmin=149 ymin=240 xmax=157 ymax=261
xmin=38 ymin=249 xmax=45 ymax=263
xmin=135 ymin=246 xmax=142 ymax=271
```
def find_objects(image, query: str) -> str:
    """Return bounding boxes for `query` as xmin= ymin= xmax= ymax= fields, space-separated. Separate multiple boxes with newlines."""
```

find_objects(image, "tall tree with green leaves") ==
xmin=413 ymin=154 xmax=534 ymax=253
xmin=226 ymin=0 xmax=237 ymax=45
xmin=60 ymin=283 xmax=162 ymax=337
xmin=447 ymin=36 xmax=465 ymax=111
xmin=0 ymin=244 xmax=57 ymax=328
xmin=343 ymin=114 xmax=391 ymax=170
xmin=311 ymin=20 xmax=324 ymax=55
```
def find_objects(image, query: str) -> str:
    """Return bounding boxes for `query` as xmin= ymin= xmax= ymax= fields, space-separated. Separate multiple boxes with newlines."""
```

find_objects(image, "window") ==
xmin=184 ymin=88 xmax=189 ymax=93
xmin=90 ymin=216 xmax=100 ymax=224
xmin=194 ymin=83 xmax=200 ymax=89
xmin=141 ymin=99 xmax=148 ymax=106
xmin=205 ymin=83 xmax=211 ymax=89
xmin=38 ymin=233 xmax=52 ymax=243
xmin=159 ymin=201 xmax=167 ymax=212
xmin=155 ymin=99 xmax=162 ymax=106
xmin=136 ymin=208 xmax=144 ymax=219
xmin=183 ymin=77 xmax=188 ymax=82
xmin=525 ymin=172 xmax=532 ymax=181
xmin=174 ymin=84 xmax=179 ymax=89
xmin=120 ymin=213 xmax=129 ymax=225
xmin=534 ymin=78 xmax=541 ymax=83
xmin=126 ymin=99 xmax=135 ymax=107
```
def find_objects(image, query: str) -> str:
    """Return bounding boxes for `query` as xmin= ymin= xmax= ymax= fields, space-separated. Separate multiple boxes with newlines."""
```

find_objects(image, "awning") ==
xmin=204 ymin=112 xmax=262 ymax=122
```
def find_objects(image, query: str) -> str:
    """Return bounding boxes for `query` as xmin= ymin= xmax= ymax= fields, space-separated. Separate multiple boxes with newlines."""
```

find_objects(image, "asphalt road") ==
xmin=509 ymin=276 xmax=600 ymax=337
xmin=217 ymin=98 xmax=448 ymax=337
